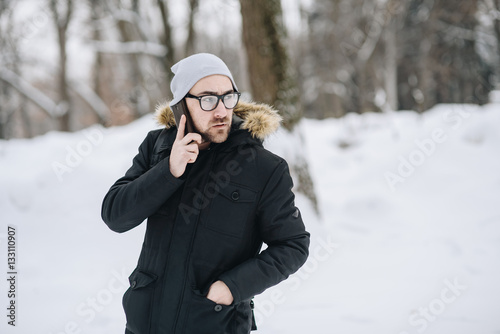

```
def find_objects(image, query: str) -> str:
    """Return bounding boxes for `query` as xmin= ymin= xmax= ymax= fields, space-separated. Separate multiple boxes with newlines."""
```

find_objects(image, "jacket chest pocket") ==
xmin=203 ymin=182 xmax=257 ymax=239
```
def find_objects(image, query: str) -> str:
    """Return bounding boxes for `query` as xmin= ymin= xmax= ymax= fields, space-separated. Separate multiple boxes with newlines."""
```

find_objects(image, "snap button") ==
xmin=231 ymin=191 xmax=240 ymax=201
xmin=214 ymin=305 xmax=223 ymax=312
xmin=131 ymin=281 xmax=137 ymax=288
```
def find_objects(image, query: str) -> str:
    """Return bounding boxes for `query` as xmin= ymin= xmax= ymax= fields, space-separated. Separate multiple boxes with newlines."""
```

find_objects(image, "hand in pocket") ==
xmin=206 ymin=280 xmax=233 ymax=305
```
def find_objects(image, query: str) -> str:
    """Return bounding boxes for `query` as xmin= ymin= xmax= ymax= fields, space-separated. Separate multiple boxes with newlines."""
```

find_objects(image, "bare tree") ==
xmin=157 ymin=0 xmax=175 ymax=84
xmin=399 ymin=0 xmax=491 ymax=112
xmin=348 ymin=0 xmax=404 ymax=113
xmin=88 ymin=0 xmax=107 ymax=125
xmin=185 ymin=0 xmax=199 ymax=57
xmin=300 ymin=0 xmax=352 ymax=118
xmin=49 ymin=0 xmax=73 ymax=131
xmin=490 ymin=0 xmax=500 ymax=82
xmin=303 ymin=0 xmax=492 ymax=116
xmin=496 ymin=0 xmax=500 ymax=68
xmin=240 ymin=0 xmax=318 ymax=212
xmin=89 ymin=0 xmax=171 ymax=123
xmin=115 ymin=0 xmax=145 ymax=118
xmin=0 ymin=1 xmax=18 ymax=139
xmin=240 ymin=0 xmax=302 ymax=128
xmin=301 ymin=0 xmax=406 ymax=116
xmin=384 ymin=15 xmax=399 ymax=111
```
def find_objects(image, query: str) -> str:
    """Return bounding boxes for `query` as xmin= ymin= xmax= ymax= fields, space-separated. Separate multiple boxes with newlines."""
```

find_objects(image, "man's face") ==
xmin=186 ymin=75 xmax=234 ymax=144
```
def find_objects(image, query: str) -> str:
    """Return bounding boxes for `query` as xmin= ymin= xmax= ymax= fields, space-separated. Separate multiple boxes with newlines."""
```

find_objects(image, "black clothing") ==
xmin=102 ymin=104 xmax=310 ymax=334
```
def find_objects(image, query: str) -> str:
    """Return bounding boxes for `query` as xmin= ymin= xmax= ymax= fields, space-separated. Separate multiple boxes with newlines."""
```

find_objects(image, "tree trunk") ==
xmin=50 ymin=0 xmax=73 ymax=132
xmin=157 ymin=0 xmax=175 ymax=85
xmin=57 ymin=24 xmax=70 ymax=130
xmin=0 ymin=3 xmax=22 ymax=139
xmin=400 ymin=0 xmax=490 ymax=111
xmin=419 ymin=1 xmax=438 ymax=112
xmin=116 ymin=12 xmax=143 ymax=118
xmin=301 ymin=0 xmax=346 ymax=118
xmin=185 ymin=0 xmax=199 ymax=57
xmin=240 ymin=0 xmax=318 ymax=213
xmin=384 ymin=17 xmax=398 ymax=111
xmin=494 ymin=0 xmax=500 ymax=82
xmin=0 ymin=83 xmax=11 ymax=139
xmin=90 ymin=0 xmax=106 ymax=125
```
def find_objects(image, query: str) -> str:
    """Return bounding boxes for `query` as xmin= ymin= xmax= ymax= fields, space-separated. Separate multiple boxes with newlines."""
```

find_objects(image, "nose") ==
xmin=213 ymin=99 xmax=228 ymax=119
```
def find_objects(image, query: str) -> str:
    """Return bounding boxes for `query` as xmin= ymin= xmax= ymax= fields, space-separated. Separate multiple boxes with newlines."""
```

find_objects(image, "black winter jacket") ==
xmin=101 ymin=101 xmax=310 ymax=334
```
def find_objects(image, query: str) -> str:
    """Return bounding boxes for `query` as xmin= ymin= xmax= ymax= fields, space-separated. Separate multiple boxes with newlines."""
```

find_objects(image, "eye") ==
xmin=202 ymin=96 xmax=217 ymax=104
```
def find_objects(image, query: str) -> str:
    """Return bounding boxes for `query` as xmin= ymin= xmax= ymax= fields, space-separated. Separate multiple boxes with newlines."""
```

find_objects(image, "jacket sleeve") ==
xmin=219 ymin=160 xmax=310 ymax=303
xmin=101 ymin=130 xmax=185 ymax=233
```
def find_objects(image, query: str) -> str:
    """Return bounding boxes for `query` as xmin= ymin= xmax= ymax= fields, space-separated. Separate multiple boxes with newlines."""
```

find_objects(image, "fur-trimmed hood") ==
xmin=154 ymin=100 xmax=282 ymax=141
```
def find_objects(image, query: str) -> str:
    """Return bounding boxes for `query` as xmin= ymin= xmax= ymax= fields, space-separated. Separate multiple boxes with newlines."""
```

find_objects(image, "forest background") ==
xmin=1 ymin=0 xmax=498 ymax=139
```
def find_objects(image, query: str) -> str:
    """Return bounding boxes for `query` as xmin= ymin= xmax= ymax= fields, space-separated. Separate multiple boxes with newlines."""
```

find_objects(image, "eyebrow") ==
xmin=194 ymin=89 xmax=234 ymax=96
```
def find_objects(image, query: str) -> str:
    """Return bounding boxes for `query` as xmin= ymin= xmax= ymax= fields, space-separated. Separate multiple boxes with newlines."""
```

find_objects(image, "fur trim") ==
xmin=154 ymin=100 xmax=282 ymax=140
xmin=154 ymin=101 xmax=176 ymax=130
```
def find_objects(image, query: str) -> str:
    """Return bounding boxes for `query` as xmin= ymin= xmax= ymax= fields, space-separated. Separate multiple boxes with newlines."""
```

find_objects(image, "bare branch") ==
xmin=68 ymin=80 xmax=109 ymax=122
xmin=0 ymin=68 xmax=65 ymax=118
xmin=96 ymin=3 xmax=159 ymax=43
xmin=157 ymin=0 xmax=175 ymax=72
xmin=49 ymin=0 xmax=73 ymax=29
xmin=89 ymin=40 xmax=168 ymax=56
xmin=357 ymin=0 xmax=400 ymax=64
xmin=436 ymin=19 xmax=497 ymax=44
xmin=484 ymin=0 xmax=500 ymax=18
xmin=63 ymin=0 xmax=73 ymax=30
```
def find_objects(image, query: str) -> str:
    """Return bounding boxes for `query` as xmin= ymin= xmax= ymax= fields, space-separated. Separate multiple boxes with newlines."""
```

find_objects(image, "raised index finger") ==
xmin=176 ymin=114 xmax=186 ymax=140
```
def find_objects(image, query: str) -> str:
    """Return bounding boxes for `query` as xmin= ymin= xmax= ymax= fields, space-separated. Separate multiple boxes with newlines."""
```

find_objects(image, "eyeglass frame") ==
xmin=185 ymin=91 xmax=241 ymax=111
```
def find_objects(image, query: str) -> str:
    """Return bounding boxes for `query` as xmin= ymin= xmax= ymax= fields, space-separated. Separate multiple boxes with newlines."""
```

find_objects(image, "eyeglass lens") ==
xmin=201 ymin=93 xmax=239 ymax=111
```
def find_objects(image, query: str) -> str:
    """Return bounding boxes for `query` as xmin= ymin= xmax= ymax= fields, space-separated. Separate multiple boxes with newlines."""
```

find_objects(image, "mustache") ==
xmin=210 ymin=117 xmax=230 ymax=125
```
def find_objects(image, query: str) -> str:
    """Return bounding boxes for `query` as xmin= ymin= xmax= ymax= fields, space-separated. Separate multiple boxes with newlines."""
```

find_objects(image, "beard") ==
xmin=195 ymin=116 xmax=232 ymax=143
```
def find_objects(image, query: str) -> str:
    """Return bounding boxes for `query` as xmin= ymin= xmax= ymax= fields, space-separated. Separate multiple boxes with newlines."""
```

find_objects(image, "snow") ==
xmin=1 ymin=102 xmax=500 ymax=334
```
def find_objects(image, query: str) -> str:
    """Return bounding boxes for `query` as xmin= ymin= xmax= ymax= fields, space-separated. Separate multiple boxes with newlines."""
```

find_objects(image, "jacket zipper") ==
xmin=172 ymin=146 xmax=219 ymax=332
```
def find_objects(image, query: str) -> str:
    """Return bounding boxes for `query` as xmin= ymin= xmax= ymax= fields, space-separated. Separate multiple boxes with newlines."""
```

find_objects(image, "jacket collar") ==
xmin=154 ymin=100 xmax=282 ymax=141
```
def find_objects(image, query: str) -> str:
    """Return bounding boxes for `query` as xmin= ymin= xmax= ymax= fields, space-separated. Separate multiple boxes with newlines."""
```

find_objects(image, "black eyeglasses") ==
xmin=185 ymin=92 xmax=241 ymax=111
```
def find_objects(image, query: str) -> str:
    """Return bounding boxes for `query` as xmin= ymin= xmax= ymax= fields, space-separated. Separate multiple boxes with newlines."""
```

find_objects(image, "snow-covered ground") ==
xmin=1 ymin=101 xmax=499 ymax=334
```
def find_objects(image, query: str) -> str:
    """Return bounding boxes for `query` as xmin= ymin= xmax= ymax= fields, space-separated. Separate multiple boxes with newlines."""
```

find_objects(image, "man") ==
xmin=101 ymin=53 xmax=310 ymax=334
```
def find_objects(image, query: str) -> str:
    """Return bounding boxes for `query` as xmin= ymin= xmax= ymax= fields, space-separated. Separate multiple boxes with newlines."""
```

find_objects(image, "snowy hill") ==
xmin=1 ymin=102 xmax=499 ymax=334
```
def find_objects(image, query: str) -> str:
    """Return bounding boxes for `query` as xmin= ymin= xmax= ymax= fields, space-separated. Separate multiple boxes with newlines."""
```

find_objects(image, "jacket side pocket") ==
xmin=122 ymin=269 xmax=158 ymax=334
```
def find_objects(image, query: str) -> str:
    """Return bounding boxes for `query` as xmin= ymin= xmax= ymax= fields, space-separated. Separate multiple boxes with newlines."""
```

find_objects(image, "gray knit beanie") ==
xmin=169 ymin=53 xmax=238 ymax=107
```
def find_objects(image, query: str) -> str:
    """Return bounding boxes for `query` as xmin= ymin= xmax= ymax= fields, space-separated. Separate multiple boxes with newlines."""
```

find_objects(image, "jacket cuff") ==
xmin=159 ymin=156 xmax=186 ymax=186
xmin=219 ymin=274 xmax=243 ymax=304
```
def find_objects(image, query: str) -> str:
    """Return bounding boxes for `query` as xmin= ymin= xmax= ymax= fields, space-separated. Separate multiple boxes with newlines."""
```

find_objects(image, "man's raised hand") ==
xmin=169 ymin=115 xmax=202 ymax=178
